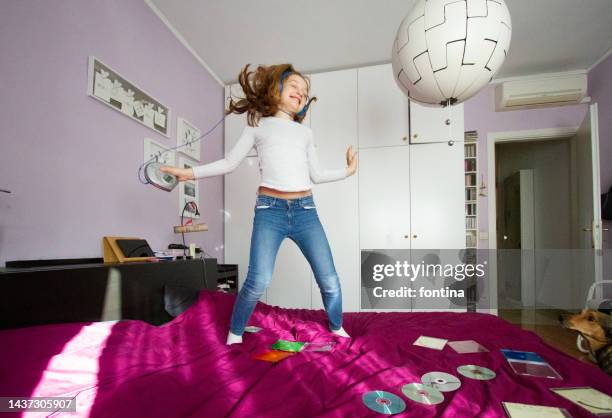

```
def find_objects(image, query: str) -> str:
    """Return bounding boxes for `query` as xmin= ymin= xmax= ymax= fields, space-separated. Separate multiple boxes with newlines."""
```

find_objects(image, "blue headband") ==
xmin=279 ymin=69 xmax=309 ymax=118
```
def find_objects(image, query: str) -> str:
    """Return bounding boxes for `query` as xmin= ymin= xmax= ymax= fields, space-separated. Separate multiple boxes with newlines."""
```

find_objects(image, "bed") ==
xmin=0 ymin=289 xmax=610 ymax=417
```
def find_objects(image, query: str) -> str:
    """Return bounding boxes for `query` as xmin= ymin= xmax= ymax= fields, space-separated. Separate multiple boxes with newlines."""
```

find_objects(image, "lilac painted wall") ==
xmin=0 ymin=1 xmax=225 ymax=265
xmin=464 ymin=84 xmax=589 ymax=248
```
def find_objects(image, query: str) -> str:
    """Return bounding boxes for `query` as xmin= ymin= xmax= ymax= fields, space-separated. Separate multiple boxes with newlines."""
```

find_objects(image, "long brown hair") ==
xmin=225 ymin=63 xmax=317 ymax=127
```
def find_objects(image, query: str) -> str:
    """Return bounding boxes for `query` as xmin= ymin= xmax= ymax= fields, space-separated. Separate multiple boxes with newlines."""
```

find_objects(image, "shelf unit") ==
xmin=464 ymin=131 xmax=478 ymax=249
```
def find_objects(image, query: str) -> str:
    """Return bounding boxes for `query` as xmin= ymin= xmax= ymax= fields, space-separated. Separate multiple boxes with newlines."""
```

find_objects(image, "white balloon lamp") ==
xmin=392 ymin=0 xmax=512 ymax=106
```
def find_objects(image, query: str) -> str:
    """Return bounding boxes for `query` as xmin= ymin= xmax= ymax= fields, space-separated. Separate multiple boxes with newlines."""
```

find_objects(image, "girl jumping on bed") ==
xmin=161 ymin=63 xmax=358 ymax=345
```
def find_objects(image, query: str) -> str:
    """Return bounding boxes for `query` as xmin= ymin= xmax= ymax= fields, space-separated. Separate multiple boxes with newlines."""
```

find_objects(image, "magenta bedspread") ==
xmin=1 ymin=290 xmax=610 ymax=417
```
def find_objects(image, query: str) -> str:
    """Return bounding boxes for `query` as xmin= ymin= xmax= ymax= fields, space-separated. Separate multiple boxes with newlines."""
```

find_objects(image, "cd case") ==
xmin=448 ymin=340 xmax=489 ymax=354
xmin=501 ymin=349 xmax=545 ymax=363
xmin=252 ymin=350 xmax=296 ymax=363
xmin=302 ymin=341 xmax=336 ymax=352
xmin=502 ymin=401 xmax=571 ymax=418
xmin=271 ymin=339 xmax=305 ymax=352
xmin=501 ymin=349 xmax=562 ymax=380
xmin=413 ymin=336 xmax=448 ymax=350
xmin=550 ymin=387 xmax=612 ymax=416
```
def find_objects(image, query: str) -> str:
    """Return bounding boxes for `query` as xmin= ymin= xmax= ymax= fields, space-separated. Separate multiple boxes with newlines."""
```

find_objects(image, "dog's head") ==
xmin=559 ymin=309 xmax=612 ymax=352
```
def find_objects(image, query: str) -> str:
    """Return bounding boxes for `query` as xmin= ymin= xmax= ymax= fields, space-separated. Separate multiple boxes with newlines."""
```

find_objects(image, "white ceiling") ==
xmin=148 ymin=0 xmax=612 ymax=86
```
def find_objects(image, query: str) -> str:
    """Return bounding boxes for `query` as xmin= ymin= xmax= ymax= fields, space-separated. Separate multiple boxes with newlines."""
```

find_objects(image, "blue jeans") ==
xmin=229 ymin=193 xmax=343 ymax=335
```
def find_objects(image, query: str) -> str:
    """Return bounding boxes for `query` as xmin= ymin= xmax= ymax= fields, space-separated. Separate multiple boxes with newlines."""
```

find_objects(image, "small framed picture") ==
xmin=144 ymin=138 xmax=175 ymax=166
xmin=177 ymin=117 xmax=201 ymax=161
xmin=178 ymin=156 xmax=200 ymax=219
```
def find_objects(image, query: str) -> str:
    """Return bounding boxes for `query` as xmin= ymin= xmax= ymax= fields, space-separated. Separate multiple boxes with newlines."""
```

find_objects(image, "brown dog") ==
xmin=560 ymin=309 xmax=612 ymax=375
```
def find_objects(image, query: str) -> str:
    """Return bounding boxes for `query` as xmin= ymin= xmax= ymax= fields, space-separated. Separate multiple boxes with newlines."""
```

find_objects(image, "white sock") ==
xmin=329 ymin=325 xmax=350 ymax=338
xmin=226 ymin=331 xmax=243 ymax=345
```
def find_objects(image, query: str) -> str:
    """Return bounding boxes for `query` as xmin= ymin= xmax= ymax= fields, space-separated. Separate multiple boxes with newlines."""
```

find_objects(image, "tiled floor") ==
xmin=499 ymin=309 xmax=597 ymax=368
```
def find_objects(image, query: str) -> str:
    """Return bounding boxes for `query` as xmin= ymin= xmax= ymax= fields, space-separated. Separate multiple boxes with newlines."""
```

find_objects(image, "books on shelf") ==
xmin=466 ymin=217 xmax=477 ymax=229
xmin=464 ymin=130 xmax=478 ymax=249
xmin=464 ymin=159 xmax=476 ymax=171
xmin=466 ymin=231 xmax=477 ymax=248
xmin=464 ymin=130 xmax=478 ymax=142
xmin=465 ymin=188 xmax=477 ymax=201
xmin=465 ymin=173 xmax=476 ymax=186
xmin=464 ymin=143 xmax=477 ymax=157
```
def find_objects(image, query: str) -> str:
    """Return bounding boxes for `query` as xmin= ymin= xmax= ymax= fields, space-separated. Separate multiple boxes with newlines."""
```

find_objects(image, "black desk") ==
xmin=0 ymin=258 xmax=217 ymax=330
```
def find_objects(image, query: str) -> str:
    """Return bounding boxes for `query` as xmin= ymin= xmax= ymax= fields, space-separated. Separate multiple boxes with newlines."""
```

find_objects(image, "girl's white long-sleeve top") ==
xmin=191 ymin=116 xmax=348 ymax=191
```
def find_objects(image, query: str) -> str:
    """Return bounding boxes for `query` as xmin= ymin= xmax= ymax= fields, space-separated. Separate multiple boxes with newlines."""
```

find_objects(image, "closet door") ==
xmin=359 ymin=146 xmax=412 ymax=250
xmin=264 ymin=241 xmax=313 ymax=309
xmin=409 ymin=142 xmax=466 ymax=311
xmin=359 ymin=146 xmax=412 ymax=311
xmin=358 ymin=63 xmax=409 ymax=148
xmin=308 ymin=69 xmax=360 ymax=312
xmin=409 ymin=142 xmax=464 ymax=249
xmin=223 ymin=84 xmax=265 ymax=300
xmin=409 ymin=101 xmax=464 ymax=144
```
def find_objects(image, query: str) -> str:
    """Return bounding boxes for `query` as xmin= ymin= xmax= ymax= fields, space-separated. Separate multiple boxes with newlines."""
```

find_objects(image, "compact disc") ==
xmin=456 ymin=365 xmax=496 ymax=380
xmin=362 ymin=390 xmax=406 ymax=415
xmin=421 ymin=372 xmax=461 ymax=392
xmin=401 ymin=383 xmax=444 ymax=405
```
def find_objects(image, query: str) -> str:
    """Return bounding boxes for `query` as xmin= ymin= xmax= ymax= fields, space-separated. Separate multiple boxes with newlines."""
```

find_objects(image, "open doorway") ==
xmin=496 ymin=138 xmax=570 ymax=317
xmin=489 ymin=104 xmax=603 ymax=360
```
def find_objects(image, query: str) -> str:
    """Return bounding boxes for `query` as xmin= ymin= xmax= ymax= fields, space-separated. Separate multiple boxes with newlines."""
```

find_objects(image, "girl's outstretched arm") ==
xmin=307 ymin=131 xmax=357 ymax=184
xmin=191 ymin=125 xmax=256 ymax=179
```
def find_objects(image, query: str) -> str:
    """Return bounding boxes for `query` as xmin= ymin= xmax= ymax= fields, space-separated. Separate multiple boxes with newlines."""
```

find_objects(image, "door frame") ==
xmin=485 ymin=126 xmax=578 ymax=315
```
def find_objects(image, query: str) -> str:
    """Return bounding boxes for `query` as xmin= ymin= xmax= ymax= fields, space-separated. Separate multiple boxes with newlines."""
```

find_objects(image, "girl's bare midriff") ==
xmin=258 ymin=185 xmax=312 ymax=199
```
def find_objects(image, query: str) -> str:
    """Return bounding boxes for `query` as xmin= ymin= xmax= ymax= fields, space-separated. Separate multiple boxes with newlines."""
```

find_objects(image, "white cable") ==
xmin=138 ymin=114 xmax=227 ymax=184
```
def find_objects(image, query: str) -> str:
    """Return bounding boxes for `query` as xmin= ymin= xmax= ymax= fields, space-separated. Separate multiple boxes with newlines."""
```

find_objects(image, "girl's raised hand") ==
xmin=159 ymin=165 xmax=195 ymax=181
xmin=346 ymin=145 xmax=358 ymax=176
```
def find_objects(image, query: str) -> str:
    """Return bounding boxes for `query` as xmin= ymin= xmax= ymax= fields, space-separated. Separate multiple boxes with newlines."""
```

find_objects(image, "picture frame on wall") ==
xmin=178 ymin=156 xmax=200 ymax=219
xmin=87 ymin=56 xmax=170 ymax=137
xmin=177 ymin=117 xmax=201 ymax=161
xmin=143 ymin=138 xmax=175 ymax=167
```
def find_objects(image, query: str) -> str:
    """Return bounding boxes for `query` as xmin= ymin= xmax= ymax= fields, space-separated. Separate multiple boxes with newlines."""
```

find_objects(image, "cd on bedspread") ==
xmin=421 ymin=372 xmax=461 ymax=392
xmin=401 ymin=383 xmax=444 ymax=405
xmin=457 ymin=365 xmax=496 ymax=380
xmin=362 ymin=390 xmax=406 ymax=415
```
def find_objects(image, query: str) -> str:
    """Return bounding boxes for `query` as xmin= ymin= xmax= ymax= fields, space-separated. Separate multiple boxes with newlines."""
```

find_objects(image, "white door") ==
xmin=409 ymin=142 xmax=465 ymax=249
xmin=359 ymin=146 xmax=412 ymax=250
xmin=409 ymin=141 xmax=465 ymax=311
xmin=264 ymin=242 xmax=313 ymax=309
xmin=409 ymin=101 xmax=464 ymax=144
xmin=358 ymin=63 xmax=409 ymax=148
xmin=358 ymin=145 xmax=412 ymax=312
xmin=570 ymin=103 xmax=603 ymax=303
xmin=308 ymin=69 xmax=360 ymax=312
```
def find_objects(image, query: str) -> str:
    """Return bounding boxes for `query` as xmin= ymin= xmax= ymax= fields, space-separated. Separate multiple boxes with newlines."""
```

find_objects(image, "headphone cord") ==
xmin=138 ymin=114 xmax=227 ymax=184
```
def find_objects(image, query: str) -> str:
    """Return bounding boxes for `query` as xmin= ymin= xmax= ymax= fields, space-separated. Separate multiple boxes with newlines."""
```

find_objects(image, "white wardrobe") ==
xmin=223 ymin=63 xmax=465 ymax=312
